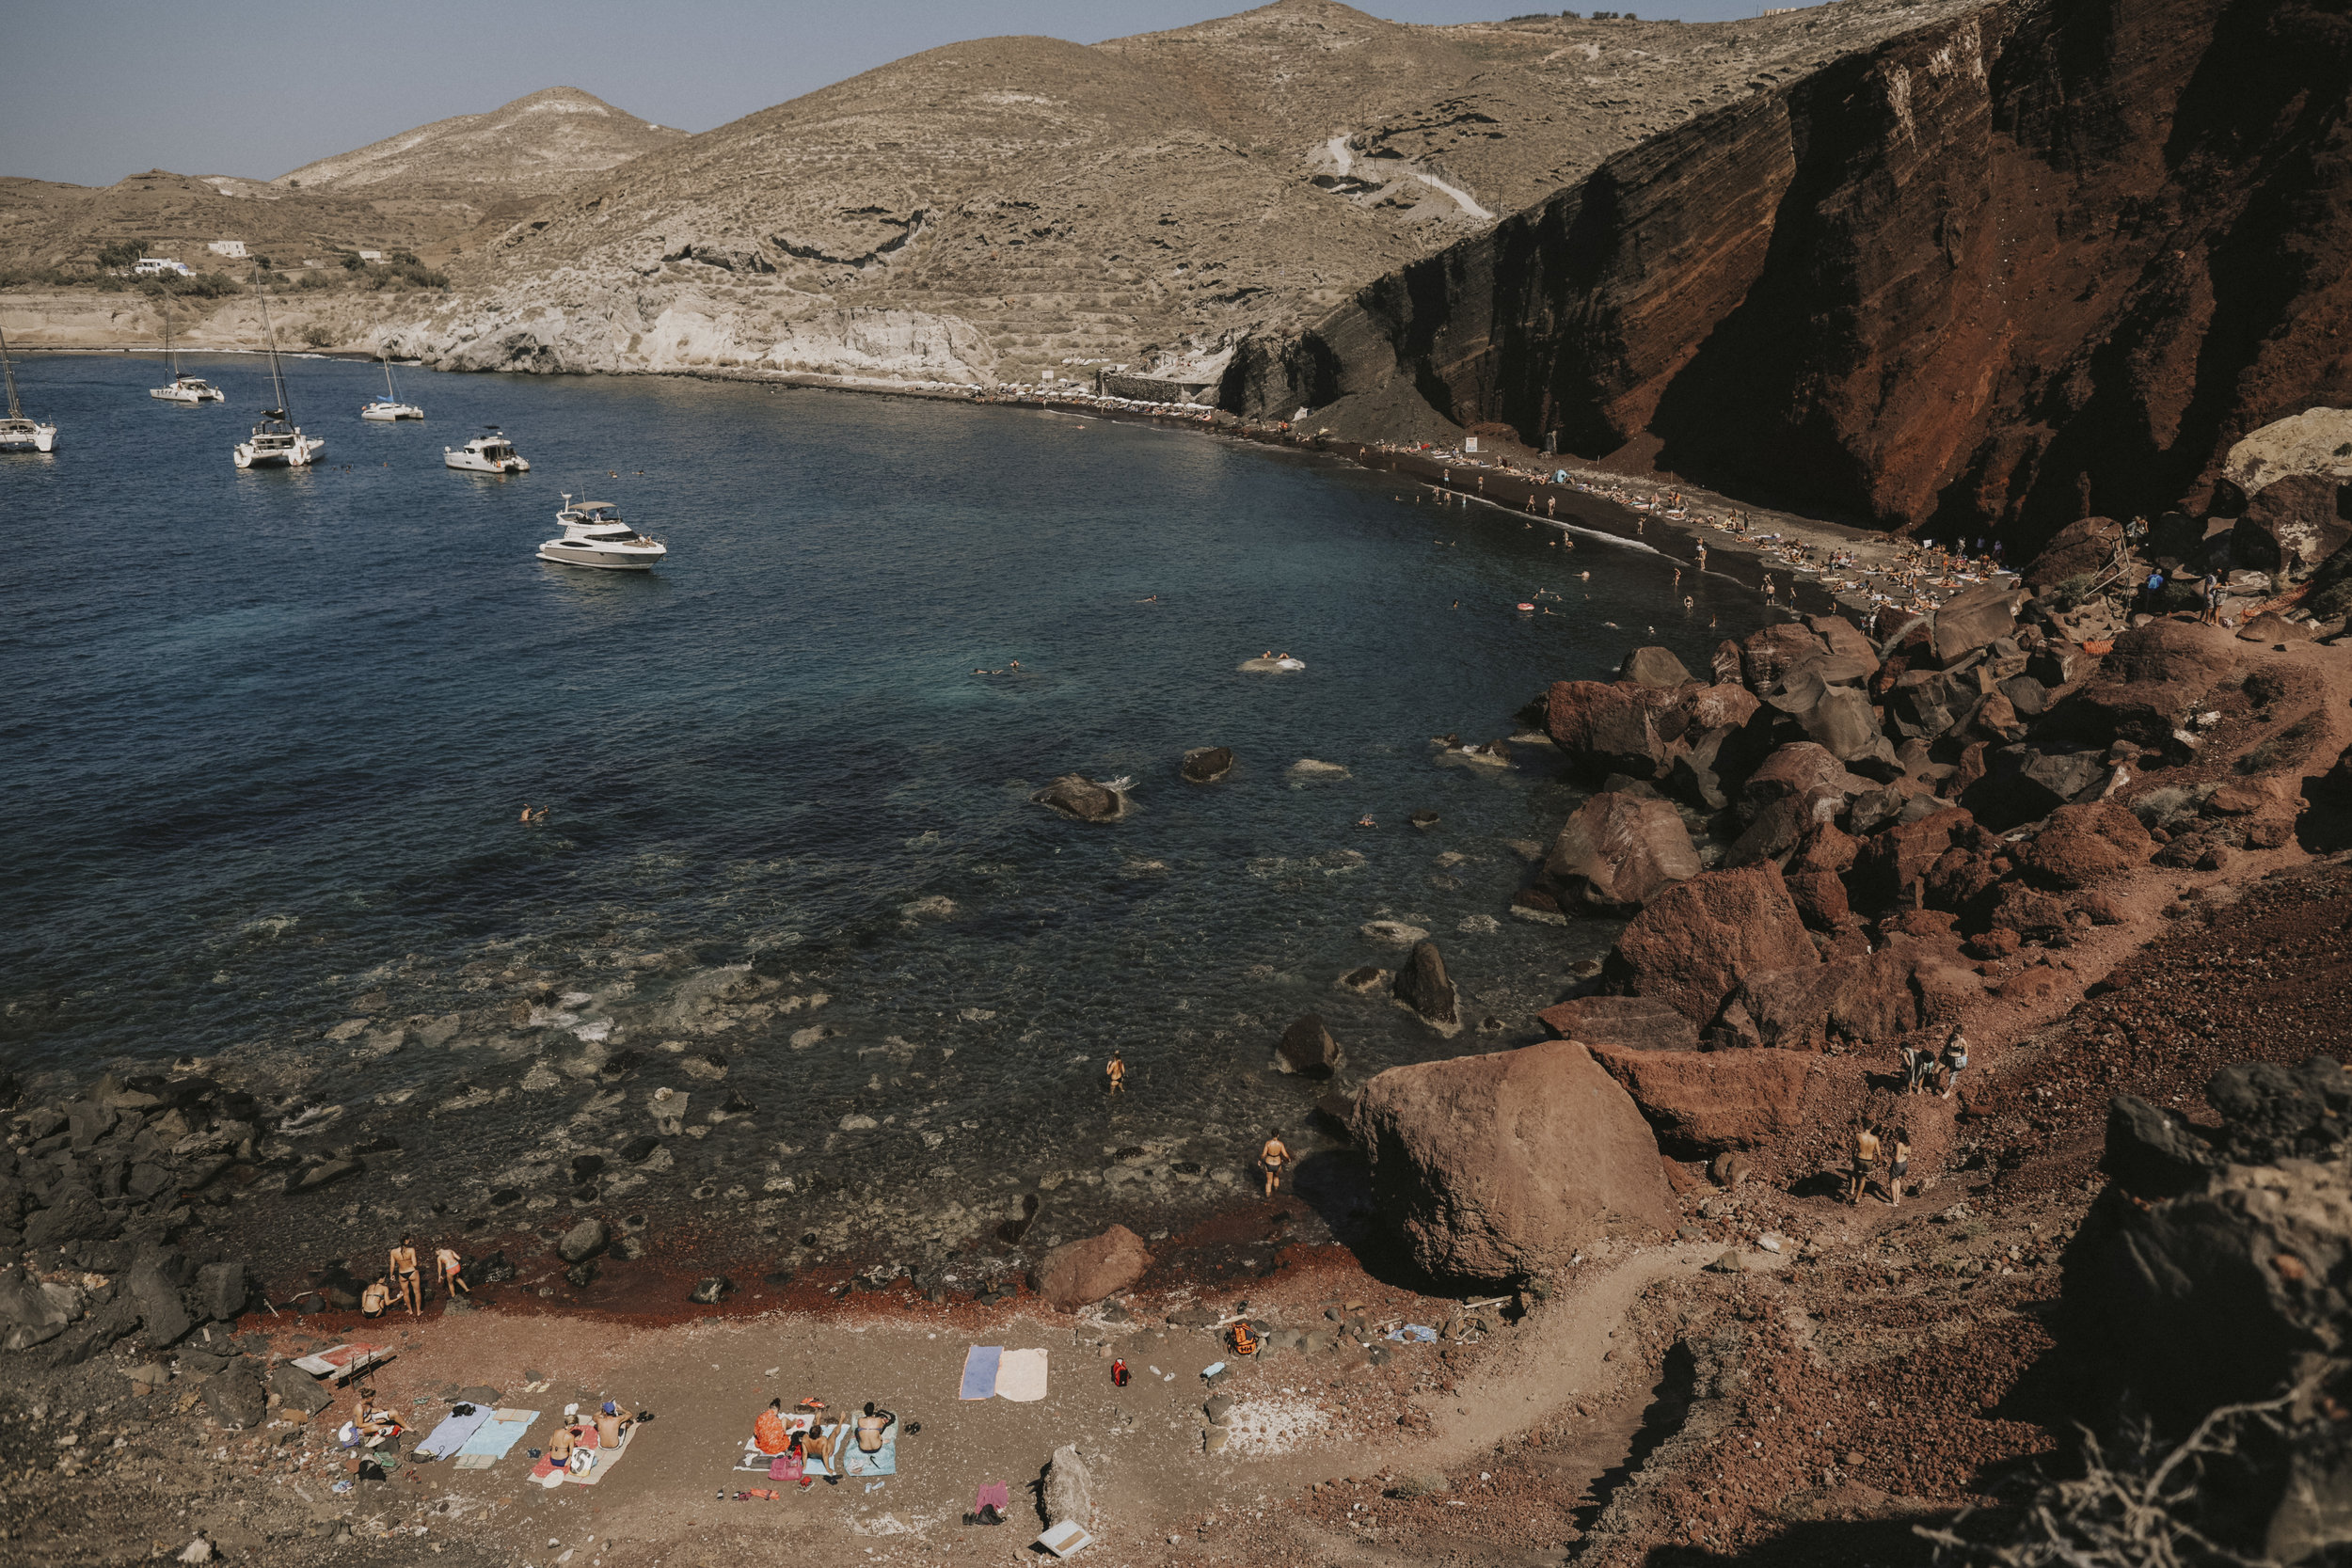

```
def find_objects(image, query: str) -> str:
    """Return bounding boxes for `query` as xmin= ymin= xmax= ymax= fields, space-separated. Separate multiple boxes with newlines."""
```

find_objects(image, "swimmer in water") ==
xmin=1579 ymin=570 xmax=1590 ymax=581
xmin=1684 ymin=595 xmax=1695 ymax=610
xmin=1357 ymin=814 xmax=1375 ymax=829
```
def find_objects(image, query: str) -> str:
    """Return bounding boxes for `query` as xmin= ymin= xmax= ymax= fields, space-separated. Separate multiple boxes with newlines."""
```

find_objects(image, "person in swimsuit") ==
xmin=1941 ymin=1027 xmax=1969 ymax=1101
xmin=1848 ymin=1125 xmax=1881 ymax=1207
xmin=1260 ymin=1134 xmax=1291 ymax=1199
xmin=856 ymin=1402 xmax=896 ymax=1453
xmin=1105 ymin=1053 xmax=1125 ymax=1095
xmin=753 ymin=1398 xmax=792 ymax=1456
xmin=359 ymin=1276 xmax=389 ymax=1318
xmin=547 ymin=1424 xmax=577 ymax=1468
xmin=595 ymin=1401 xmax=627 ymax=1447
xmin=1886 ymin=1133 xmax=1912 ymax=1207
xmin=436 ymin=1244 xmax=469 ymax=1297
xmin=389 ymin=1236 xmax=421 ymax=1316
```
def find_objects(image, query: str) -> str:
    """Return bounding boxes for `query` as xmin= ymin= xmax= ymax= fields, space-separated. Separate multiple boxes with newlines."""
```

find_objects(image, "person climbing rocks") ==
xmin=1940 ymin=1025 xmax=1969 ymax=1101
xmin=1847 ymin=1124 xmax=1882 ymax=1207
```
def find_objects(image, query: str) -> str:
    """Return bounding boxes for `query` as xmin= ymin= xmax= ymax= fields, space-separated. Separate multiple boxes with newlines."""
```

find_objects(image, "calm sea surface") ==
xmin=1 ymin=353 xmax=1768 ymax=1274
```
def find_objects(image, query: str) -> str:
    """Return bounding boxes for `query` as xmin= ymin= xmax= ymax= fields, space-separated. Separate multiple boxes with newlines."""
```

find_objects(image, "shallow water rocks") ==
xmin=1032 ymin=774 xmax=1130 ymax=821
xmin=1545 ymin=679 xmax=1673 ymax=779
xmin=1604 ymin=863 xmax=1819 ymax=1024
xmin=1181 ymin=746 xmax=1234 ymax=784
xmin=557 ymin=1218 xmax=608 ymax=1264
xmin=1542 ymin=791 xmax=1699 ymax=915
xmin=1288 ymin=758 xmax=1351 ymax=781
xmin=1277 ymin=1015 xmax=1345 ymax=1077
xmin=1032 ymin=1226 xmax=1152 ymax=1309
xmin=1352 ymin=1041 xmax=1674 ymax=1280
xmin=1391 ymin=941 xmax=1462 ymax=1036
xmin=687 ymin=1275 xmax=732 ymax=1305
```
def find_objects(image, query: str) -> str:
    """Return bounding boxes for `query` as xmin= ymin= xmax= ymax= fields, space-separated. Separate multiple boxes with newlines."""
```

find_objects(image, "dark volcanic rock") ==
xmin=269 ymin=1361 xmax=334 ymax=1415
xmin=1391 ymin=941 xmax=1461 ymax=1036
xmin=557 ymin=1218 xmax=608 ymax=1263
xmin=1181 ymin=746 xmax=1234 ymax=784
xmin=1031 ymin=774 xmax=1128 ymax=821
xmin=1276 ymin=1014 xmax=1344 ymax=1077
xmin=1617 ymin=646 xmax=1692 ymax=689
xmin=203 ymin=1359 xmax=266 ymax=1429
xmin=194 ymin=1261 xmax=248 ymax=1323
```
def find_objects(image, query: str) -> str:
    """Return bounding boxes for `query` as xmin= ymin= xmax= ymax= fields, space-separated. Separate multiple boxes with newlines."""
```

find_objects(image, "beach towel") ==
xmin=838 ymin=1421 xmax=898 ymax=1479
xmin=450 ymin=1407 xmax=538 ymax=1469
xmin=736 ymin=1413 xmax=816 ymax=1472
xmin=565 ymin=1425 xmax=637 ymax=1487
xmin=531 ymin=1423 xmax=596 ymax=1484
xmin=959 ymin=1346 xmax=1002 ymax=1401
xmin=994 ymin=1348 xmax=1048 ymax=1402
xmin=411 ymin=1405 xmax=493 ymax=1460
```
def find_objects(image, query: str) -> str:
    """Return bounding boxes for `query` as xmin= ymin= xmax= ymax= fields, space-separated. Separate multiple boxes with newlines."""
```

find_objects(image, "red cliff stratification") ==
xmin=1242 ymin=0 xmax=2352 ymax=551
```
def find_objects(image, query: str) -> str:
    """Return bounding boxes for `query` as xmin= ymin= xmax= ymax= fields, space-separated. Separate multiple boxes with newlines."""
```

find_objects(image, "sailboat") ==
xmin=149 ymin=293 xmax=226 ymax=404
xmin=0 ymin=325 xmax=59 ymax=452
xmin=359 ymin=348 xmax=422 ymax=420
xmin=232 ymin=278 xmax=324 ymax=468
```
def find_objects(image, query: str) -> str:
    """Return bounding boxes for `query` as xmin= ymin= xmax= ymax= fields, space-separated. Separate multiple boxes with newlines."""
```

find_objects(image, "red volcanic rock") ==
xmin=1604 ymin=862 xmax=1820 ymax=1023
xmin=1270 ymin=0 xmax=2352 ymax=550
xmin=1352 ymin=1042 xmax=1675 ymax=1279
xmin=2054 ymin=622 xmax=2239 ymax=746
xmin=1536 ymin=995 xmax=1701 ymax=1053
xmin=1851 ymin=805 xmax=1981 ymax=911
xmin=1587 ymin=1045 xmax=1817 ymax=1154
xmin=1031 ymin=1225 xmax=1152 ymax=1308
xmin=1790 ymin=822 xmax=1860 ymax=878
xmin=1733 ymin=947 xmax=1978 ymax=1051
xmin=1740 ymin=742 xmax=1858 ymax=821
xmin=1984 ymin=883 xmax=2074 ymax=943
xmin=1545 ymin=680 xmax=1672 ymax=779
xmin=1544 ymin=791 xmax=1700 ymax=914
xmin=2019 ymin=800 xmax=2154 ymax=889
xmin=2026 ymin=517 xmax=2128 ymax=594
xmin=1931 ymin=583 xmax=2023 ymax=664
xmin=1739 ymin=623 xmax=1831 ymax=694
xmin=1618 ymin=645 xmax=1693 ymax=689
xmin=1784 ymin=868 xmax=1852 ymax=931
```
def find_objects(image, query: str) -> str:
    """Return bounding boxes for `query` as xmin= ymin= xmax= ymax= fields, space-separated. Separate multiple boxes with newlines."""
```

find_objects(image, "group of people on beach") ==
xmin=358 ymin=1233 xmax=469 ymax=1318
xmin=747 ymin=1397 xmax=898 ymax=1492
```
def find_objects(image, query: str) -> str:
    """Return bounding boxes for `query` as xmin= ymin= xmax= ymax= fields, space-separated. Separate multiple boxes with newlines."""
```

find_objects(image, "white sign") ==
xmin=1463 ymin=436 xmax=1480 ymax=452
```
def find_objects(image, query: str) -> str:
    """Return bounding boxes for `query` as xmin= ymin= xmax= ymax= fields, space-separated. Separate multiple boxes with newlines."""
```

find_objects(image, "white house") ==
xmin=356 ymin=250 xmax=383 ymax=262
xmin=133 ymin=257 xmax=193 ymax=277
xmin=208 ymin=239 xmax=246 ymax=258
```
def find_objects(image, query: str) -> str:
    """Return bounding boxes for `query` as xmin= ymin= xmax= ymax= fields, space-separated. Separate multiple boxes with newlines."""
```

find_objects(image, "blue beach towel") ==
xmin=412 ymin=1405 xmax=493 ymax=1460
xmin=841 ymin=1421 xmax=899 ymax=1479
xmin=451 ymin=1407 xmax=539 ymax=1468
xmin=959 ymin=1346 xmax=1002 ymax=1401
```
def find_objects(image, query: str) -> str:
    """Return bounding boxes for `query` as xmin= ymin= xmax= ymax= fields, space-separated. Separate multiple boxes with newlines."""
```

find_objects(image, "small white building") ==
xmin=133 ymin=257 xmax=193 ymax=277
xmin=208 ymin=239 xmax=247 ymax=258
xmin=356 ymin=249 xmax=383 ymax=262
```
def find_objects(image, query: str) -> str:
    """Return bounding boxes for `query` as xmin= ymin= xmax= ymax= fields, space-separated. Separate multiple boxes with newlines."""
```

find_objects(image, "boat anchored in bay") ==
xmin=148 ymin=294 xmax=225 ymax=404
xmin=230 ymin=278 xmax=322 ymax=468
xmin=359 ymin=349 xmax=422 ymax=420
xmin=542 ymin=496 xmax=667 ymax=570
xmin=0 ymin=326 xmax=58 ymax=452
xmin=445 ymin=426 xmax=528 ymax=473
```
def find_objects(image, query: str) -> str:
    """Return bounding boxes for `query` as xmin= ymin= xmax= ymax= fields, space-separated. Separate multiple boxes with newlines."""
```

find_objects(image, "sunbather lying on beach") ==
xmin=855 ymin=1402 xmax=898 ymax=1452
xmin=753 ymin=1398 xmax=793 ymax=1456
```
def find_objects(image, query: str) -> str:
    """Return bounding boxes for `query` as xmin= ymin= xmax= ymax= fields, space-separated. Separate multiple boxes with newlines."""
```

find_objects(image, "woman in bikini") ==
xmin=389 ymin=1236 xmax=422 ymax=1316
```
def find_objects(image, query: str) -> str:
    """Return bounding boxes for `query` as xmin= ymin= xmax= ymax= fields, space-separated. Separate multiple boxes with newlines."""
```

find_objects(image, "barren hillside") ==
xmin=375 ymin=0 xmax=1981 ymax=386
xmin=272 ymin=87 xmax=684 ymax=197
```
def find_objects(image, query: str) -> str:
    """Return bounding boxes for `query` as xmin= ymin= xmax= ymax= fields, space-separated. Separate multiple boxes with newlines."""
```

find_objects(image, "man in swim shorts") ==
xmin=1260 ymin=1133 xmax=1291 ymax=1199
xmin=1847 ymin=1125 xmax=1881 ymax=1207
xmin=389 ymin=1235 xmax=421 ymax=1316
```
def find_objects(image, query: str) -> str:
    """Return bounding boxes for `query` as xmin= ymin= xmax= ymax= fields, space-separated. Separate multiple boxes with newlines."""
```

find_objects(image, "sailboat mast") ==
xmin=255 ymin=277 xmax=289 ymax=417
xmin=163 ymin=291 xmax=178 ymax=377
xmin=0 ymin=325 xmax=21 ymax=420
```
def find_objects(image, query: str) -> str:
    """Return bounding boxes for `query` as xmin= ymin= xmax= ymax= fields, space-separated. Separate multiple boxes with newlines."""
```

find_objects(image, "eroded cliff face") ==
xmin=1255 ymin=0 xmax=2352 ymax=550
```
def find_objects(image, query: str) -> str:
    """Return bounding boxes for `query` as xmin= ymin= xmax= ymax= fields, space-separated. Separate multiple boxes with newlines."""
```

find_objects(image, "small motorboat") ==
xmin=0 ymin=325 xmax=58 ymax=451
xmin=359 ymin=350 xmax=422 ymax=420
xmin=540 ymin=496 xmax=667 ymax=571
xmin=445 ymin=427 xmax=528 ymax=473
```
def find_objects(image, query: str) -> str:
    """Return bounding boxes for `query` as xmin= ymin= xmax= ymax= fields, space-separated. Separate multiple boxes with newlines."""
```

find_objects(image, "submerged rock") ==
xmin=1032 ymin=774 xmax=1131 ymax=821
xmin=1277 ymin=1015 xmax=1345 ymax=1077
xmin=1181 ymin=746 xmax=1234 ymax=784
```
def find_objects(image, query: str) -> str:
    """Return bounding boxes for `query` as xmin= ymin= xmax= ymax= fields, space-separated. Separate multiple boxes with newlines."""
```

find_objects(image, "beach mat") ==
xmin=566 ymin=1425 xmax=636 ymax=1486
xmin=995 ymin=1348 xmax=1048 ymax=1402
xmin=840 ymin=1422 xmax=898 ymax=1479
xmin=959 ymin=1346 xmax=1001 ymax=1401
xmin=451 ymin=1407 xmax=538 ymax=1469
xmin=411 ymin=1406 xmax=492 ymax=1461
xmin=736 ymin=1413 xmax=819 ymax=1474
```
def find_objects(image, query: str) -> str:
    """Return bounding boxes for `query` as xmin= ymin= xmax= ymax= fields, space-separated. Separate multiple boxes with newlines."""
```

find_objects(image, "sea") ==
xmin=1 ymin=352 xmax=1772 ymax=1284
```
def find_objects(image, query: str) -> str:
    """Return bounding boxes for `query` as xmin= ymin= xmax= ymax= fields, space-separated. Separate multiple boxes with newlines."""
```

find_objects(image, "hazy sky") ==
xmin=8 ymin=0 xmax=1773 ymax=187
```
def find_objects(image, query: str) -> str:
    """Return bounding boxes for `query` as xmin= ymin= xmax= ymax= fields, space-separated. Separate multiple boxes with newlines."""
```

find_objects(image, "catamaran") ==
xmin=149 ymin=293 xmax=225 ymax=404
xmin=0 ymin=325 xmax=59 ymax=452
xmin=359 ymin=349 xmax=422 ymax=420
xmin=232 ymin=280 xmax=323 ymax=468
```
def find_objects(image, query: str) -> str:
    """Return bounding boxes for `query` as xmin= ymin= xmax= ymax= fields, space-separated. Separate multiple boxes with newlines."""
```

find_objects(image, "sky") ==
xmin=7 ymin=0 xmax=1774 ymax=187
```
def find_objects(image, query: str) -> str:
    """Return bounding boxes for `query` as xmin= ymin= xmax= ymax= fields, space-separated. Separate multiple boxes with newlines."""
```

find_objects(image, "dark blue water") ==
xmin=2 ymin=352 xmax=1767 ymax=1266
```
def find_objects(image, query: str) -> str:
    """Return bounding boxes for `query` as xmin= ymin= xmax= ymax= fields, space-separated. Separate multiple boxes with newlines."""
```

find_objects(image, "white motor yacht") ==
xmin=359 ymin=350 xmax=422 ymax=420
xmin=445 ymin=427 xmax=529 ymax=473
xmin=231 ymin=282 xmax=322 ymax=468
xmin=0 ymin=326 xmax=59 ymax=452
xmin=149 ymin=294 xmax=225 ymax=404
xmin=541 ymin=496 xmax=668 ymax=570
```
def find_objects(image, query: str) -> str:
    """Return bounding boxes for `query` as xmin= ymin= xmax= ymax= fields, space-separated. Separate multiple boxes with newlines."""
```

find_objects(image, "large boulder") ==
xmin=1352 ymin=1042 xmax=1675 ymax=1280
xmin=1739 ymin=623 xmax=1829 ymax=694
xmin=1730 ymin=947 xmax=1979 ymax=1050
xmin=1793 ymin=686 xmax=1899 ymax=772
xmin=2023 ymin=515 xmax=2126 ymax=594
xmin=1042 ymin=1444 xmax=1096 ymax=1529
xmin=1545 ymin=681 xmax=1671 ymax=780
xmin=2230 ymin=474 xmax=2350 ymax=582
xmin=1542 ymin=792 xmax=1700 ymax=914
xmin=1031 ymin=1226 xmax=1152 ymax=1309
xmin=203 ymin=1359 xmax=267 ymax=1430
xmin=557 ymin=1218 xmax=609 ymax=1264
xmin=1586 ymin=1047 xmax=1818 ymax=1154
xmin=1603 ymin=863 xmax=1820 ymax=1024
xmin=194 ymin=1262 xmax=248 ymax=1324
xmin=1739 ymin=742 xmax=1859 ymax=823
xmin=1847 ymin=806 xmax=1981 ymax=911
xmin=2016 ymin=800 xmax=2153 ymax=889
xmin=2048 ymin=621 xmax=2237 ymax=747
xmin=1180 ymin=747 xmax=1234 ymax=784
xmin=1931 ymin=581 xmax=2023 ymax=663
xmin=1535 ymin=996 xmax=1701 ymax=1053
xmin=1618 ymin=646 xmax=1692 ymax=689
xmin=1032 ymin=775 xmax=1129 ymax=821
xmin=1967 ymin=746 xmax=2110 ymax=828
xmin=268 ymin=1361 xmax=333 ymax=1416
xmin=1391 ymin=941 xmax=1462 ymax=1036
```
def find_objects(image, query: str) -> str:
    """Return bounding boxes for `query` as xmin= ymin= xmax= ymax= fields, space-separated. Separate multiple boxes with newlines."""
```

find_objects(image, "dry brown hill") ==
xmin=272 ymin=86 xmax=684 ymax=197
xmin=385 ymin=0 xmax=1975 ymax=387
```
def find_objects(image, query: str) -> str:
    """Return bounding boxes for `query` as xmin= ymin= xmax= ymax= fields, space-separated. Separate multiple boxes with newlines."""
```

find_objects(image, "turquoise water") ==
xmin=1 ymin=352 xmax=1766 ymax=1266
